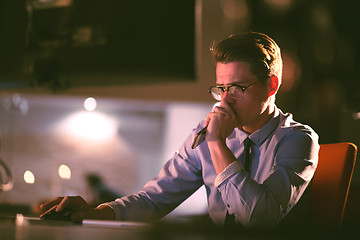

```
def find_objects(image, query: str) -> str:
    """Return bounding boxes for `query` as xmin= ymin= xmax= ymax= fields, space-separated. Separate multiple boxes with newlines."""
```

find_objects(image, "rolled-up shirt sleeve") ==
xmin=214 ymin=161 xmax=244 ymax=187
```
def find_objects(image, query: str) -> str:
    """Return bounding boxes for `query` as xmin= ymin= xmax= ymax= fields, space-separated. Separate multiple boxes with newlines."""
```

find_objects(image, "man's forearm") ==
xmin=208 ymin=139 xmax=239 ymax=175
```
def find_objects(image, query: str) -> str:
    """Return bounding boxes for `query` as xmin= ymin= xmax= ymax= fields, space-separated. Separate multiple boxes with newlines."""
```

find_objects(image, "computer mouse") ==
xmin=40 ymin=208 xmax=73 ymax=221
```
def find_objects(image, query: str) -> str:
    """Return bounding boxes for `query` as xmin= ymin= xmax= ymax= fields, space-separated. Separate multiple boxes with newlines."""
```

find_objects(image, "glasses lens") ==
xmin=210 ymin=87 xmax=222 ymax=101
xmin=228 ymin=86 xmax=243 ymax=98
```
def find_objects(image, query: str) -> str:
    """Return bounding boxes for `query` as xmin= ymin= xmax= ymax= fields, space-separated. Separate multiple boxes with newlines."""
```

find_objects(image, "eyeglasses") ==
xmin=208 ymin=81 xmax=259 ymax=101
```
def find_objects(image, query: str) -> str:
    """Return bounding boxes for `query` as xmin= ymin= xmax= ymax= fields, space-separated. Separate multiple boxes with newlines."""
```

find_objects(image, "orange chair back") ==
xmin=311 ymin=142 xmax=357 ymax=230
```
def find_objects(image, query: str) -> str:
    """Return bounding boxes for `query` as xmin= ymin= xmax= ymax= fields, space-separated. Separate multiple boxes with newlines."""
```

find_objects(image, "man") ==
xmin=40 ymin=32 xmax=319 ymax=229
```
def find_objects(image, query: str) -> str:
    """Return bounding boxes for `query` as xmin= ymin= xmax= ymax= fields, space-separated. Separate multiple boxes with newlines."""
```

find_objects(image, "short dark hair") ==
xmin=210 ymin=32 xmax=283 ymax=82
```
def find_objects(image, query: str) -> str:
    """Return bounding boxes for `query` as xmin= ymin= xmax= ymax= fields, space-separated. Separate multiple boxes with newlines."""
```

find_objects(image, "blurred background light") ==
xmin=264 ymin=0 xmax=294 ymax=13
xmin=24 ymin=170 xmax=35 ymax=184
xmin=58 ymin=164 xmax=71 ymax=179
xmin=3 ymin=93 xmax=29 ymax=115
xmin=83 ymin=97 xmax=97 ymax=111
xmin=56 ymin=111 xmax=118 ymax=142
xmin=280 ymin=52 xmax=301 ymax=92
xmin=353 ymin=112 xmax=360 ymax=120
xmin=221 ymin=0 xmax=249 ymax=20
xmin=311 ymin=4 xmax=332 ymax=30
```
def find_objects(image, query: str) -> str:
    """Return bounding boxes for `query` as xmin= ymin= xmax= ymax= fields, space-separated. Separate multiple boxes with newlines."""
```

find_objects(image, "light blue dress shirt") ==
xmin=103 ymin=107 xmax=319 ymax=229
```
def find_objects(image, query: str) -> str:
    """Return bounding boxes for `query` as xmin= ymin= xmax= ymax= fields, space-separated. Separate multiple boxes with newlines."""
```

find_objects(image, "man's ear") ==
xmin=268 ymin=75 xmax=279 ymax=97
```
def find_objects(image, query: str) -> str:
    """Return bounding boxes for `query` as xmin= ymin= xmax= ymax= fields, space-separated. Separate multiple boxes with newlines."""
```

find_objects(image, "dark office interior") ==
xmin=0 ymin=0 xmax=359 ymax=239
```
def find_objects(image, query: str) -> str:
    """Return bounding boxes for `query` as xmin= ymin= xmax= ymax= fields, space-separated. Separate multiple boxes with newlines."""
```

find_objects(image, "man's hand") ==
xmin=205 ymin=101 xmax=237 ymax=142
xmin=40 ymin=196 xmax=115 ymax=222
xmin=205 ymin=101 xmax=239 ymax=174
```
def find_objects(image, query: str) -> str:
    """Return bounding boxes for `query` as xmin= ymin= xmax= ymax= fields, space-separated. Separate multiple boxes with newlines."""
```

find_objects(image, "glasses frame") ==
xmin=208 ymin=81 xmax=259 ymax=101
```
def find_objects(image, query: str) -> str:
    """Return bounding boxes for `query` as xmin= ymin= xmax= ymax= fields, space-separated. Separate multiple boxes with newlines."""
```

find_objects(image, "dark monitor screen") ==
xmin=0 ymin=0 xmax=195 ymax=91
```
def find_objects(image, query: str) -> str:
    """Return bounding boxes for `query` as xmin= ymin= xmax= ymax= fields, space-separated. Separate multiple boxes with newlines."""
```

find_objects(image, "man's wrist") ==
xmin=207 ymin=138 xmax=227 ymax=147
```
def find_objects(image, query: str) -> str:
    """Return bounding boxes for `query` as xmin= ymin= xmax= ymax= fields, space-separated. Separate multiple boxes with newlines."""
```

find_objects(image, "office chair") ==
xmin=310 ymin=142 xmax=357 ymax=231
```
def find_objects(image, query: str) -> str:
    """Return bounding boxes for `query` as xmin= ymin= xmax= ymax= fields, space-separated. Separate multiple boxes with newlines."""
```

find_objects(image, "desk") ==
xmin=0 ymin=215 xmax=248 ymax=240
xmin=0 ymin=214 xmax=352 ymax=240
xmin=0 ymin=216 xmax=148 ymax=240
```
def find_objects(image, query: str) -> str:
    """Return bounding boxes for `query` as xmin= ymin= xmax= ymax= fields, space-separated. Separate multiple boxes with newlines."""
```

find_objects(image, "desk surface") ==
xmin=0 ymin=214 xmax=353 ymax=240
xmin=0 ymin=216 xmax=151 ymax=240
xmin=0 ymin=215 xmax=267 ymax=240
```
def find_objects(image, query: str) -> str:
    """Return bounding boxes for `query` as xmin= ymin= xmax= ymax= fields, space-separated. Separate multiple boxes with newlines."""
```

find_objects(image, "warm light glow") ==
xmin=84 ymin=97 xmax=97 ymax=111
xmin=281 ymin=52 xmax=301 ymax=92
xmin=56 ymin=111 xmax=118 ymax=142
xmin=58 ymin=164 xmax=71 ymax=179
xmin=353 ymin=112 xmax=360 ymax=120
xmin=221 ymin=0 xmax=248 ymax=20
xmin=264 ymin=0 xmax=293 ymax=12
xmin=24 ymin=170 xmax=35 ymax=184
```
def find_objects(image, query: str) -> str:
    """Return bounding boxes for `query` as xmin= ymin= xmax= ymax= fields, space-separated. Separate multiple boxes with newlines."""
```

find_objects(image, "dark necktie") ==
xmin=243 ymin=137 xmax=253 ymax=172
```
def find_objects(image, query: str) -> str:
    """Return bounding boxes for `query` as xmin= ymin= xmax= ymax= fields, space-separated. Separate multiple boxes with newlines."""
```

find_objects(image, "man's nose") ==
xmin=221 ymin=91 xmax=235 ymax=104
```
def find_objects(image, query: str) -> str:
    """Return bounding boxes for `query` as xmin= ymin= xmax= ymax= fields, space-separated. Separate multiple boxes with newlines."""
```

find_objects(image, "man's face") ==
xmin=215 ymin=61 xmax=270 ymax=130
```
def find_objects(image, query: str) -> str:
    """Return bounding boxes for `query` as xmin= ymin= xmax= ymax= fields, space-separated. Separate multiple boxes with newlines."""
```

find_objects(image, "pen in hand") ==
xmin=191 ymin=102 xmax=221 ymax=149
xmin=191 ymin=125 xmax=207 ymax=149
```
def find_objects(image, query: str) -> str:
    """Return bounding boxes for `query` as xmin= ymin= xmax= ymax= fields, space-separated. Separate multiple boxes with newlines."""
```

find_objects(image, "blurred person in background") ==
xmin=86 ymin=173 xmax=123 ymax=207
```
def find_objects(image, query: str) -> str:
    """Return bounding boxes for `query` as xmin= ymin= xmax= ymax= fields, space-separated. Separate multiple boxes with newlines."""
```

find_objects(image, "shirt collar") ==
xmin=234 ymin=107 xmax=280 ymax=146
